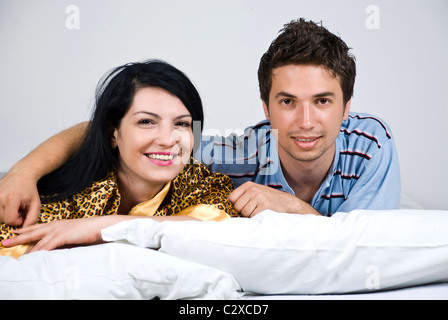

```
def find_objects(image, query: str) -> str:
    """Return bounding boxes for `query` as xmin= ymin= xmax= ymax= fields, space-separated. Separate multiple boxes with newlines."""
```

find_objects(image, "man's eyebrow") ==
xmin=275 ymin=91 xmax=297 ymax=99
xmin=313 ymin=92 xmax=337 ymax=98
xmin=274 ymin=91 xmax=337 ymax=99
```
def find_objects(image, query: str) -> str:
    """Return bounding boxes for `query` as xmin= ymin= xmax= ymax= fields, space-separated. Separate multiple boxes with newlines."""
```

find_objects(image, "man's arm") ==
xmin=0 ymin=122 xmax=89 ymax=227
xmin=335 ymin=138 xmax=401 ymax=213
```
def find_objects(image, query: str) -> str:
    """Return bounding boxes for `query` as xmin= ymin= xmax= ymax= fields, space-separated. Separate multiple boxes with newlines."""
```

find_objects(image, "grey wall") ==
xmin=1 ymin=0 xmax=447 ymax=209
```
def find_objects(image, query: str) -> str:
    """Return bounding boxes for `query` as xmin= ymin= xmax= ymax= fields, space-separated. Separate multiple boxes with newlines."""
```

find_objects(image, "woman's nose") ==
xmin=154 ymin=125 xmax=179 ymax=147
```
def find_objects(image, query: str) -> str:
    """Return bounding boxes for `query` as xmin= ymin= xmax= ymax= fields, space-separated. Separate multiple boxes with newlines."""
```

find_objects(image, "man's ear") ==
xmin=262 ymin=99 xmax=270 ymax=120
xmin=343 ymin=99 xmax=352 ymax=120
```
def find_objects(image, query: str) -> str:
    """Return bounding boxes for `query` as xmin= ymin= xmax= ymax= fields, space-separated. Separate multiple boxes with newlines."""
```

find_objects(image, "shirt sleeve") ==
xmin=336 ymin=137 xmax=401 ymax=213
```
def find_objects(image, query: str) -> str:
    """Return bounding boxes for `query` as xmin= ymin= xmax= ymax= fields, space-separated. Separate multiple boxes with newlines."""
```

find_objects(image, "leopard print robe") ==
xmin=0 ymin=158 xmax=239 ymax=247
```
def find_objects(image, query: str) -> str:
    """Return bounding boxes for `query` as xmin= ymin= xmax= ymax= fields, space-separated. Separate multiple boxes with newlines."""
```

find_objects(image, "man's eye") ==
xmin=281 ymin=99 xmax=293 ymax=105
xmin=317 ymin=98 xmax=331 ymax=105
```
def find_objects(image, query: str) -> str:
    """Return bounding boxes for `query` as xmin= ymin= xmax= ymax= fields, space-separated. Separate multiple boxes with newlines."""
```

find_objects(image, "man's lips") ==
xmin=293 ymin=137 xmax=320 ymax=142
xmin=292 ymin=136 xmax=321 ymax=149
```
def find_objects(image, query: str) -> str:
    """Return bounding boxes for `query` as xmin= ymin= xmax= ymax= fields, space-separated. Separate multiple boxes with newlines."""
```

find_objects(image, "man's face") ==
xmin=264 ymin=64 xmax=350 ymax=166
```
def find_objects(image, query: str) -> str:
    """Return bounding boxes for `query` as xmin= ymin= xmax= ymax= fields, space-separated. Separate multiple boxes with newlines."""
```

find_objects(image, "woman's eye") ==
xmin=138 ymin=119 xmax=154 ymax=125
xmin=176 ymin=121 xmax=192 ymax=128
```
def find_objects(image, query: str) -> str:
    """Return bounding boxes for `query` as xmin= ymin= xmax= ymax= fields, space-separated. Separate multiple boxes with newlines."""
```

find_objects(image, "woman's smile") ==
xmin=144 ymin=152 xmax=178 ymax=166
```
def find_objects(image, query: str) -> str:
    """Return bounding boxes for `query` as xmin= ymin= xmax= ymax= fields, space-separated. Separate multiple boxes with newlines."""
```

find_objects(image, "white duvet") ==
xmin=1 ymin=209 xmax=448 ymax=299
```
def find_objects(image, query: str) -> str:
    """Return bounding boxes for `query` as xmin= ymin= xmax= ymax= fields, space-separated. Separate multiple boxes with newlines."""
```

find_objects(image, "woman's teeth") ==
xmin=146 ymin=154 xmax=175 ymax=161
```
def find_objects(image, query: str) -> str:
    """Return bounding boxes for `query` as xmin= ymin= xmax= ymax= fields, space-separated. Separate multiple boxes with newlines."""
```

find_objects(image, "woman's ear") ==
xmin=108 ymin=123 xmax=119 ymax=149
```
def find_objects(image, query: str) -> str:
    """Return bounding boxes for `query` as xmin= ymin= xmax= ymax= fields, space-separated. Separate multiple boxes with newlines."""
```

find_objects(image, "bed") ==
xmin=1 ymin=202 xmax=447 ymax=300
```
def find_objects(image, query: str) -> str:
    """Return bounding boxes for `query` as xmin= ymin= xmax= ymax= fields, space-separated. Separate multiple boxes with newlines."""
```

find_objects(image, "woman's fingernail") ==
xmin=2 ymin=239 xmax=11 ymax=246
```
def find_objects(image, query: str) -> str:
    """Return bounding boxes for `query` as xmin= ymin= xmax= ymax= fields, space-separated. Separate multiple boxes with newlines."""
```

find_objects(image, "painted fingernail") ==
xmin=2 ymin=239 xmax=11 ymax=246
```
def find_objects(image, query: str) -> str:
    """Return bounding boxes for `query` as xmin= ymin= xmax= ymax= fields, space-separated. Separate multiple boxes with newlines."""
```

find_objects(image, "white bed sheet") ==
xmin=0 ymin=242 xmax=242 ymax=300
xmin=1 ymin=208 xmax=448 ymax=300
xmin=241 ymin=283 xmax=448 ymax=300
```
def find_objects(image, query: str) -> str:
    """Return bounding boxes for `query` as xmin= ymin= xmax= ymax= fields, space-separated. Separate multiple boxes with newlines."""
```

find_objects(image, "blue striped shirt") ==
xmin=195 ymin=112 xmax=401 ymax=216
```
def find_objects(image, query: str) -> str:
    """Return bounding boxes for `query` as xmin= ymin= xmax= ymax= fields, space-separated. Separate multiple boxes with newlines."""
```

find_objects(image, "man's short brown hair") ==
xmin=258 ymin=19 xmax=356 ymax=106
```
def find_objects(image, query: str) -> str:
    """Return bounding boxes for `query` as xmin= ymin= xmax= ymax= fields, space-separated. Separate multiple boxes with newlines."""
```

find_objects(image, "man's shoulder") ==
xmin=223 ymin=119 xmax=272 ymax=145
xmin=340 ymin=112 xmax=394 ymax=149
xmin=243 ymin=119 xmax=272 ymax=135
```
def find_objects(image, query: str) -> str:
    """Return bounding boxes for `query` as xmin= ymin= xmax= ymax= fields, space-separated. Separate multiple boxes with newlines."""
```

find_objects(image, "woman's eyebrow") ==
xmin=133 ymin=111 xmax=160 ymax=118
xmin=133 ymin=111 xmax=192 ymax=120
xmin=175 ymin=114 xmax=193 ymax=120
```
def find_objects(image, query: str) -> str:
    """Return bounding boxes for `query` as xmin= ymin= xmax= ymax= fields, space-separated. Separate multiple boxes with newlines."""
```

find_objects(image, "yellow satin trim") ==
xmin=0 ymin=244 xmax=29 ymax=259
xmin=129 ymin=181 xmax=230 ymax=221
xmin=177 ymin=204 xmax=231 ymax=221
xmin=129 ymin=182 xmax=171 ymax=217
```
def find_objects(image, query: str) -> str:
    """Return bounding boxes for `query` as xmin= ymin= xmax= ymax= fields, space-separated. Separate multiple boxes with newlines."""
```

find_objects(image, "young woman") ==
xmin=0 ymin=60 xmax=239 ymax=258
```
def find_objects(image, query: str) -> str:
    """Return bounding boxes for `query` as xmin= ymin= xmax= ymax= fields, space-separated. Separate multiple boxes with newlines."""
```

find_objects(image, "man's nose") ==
xmin=296 ymin=103 xmax=315 ymax=130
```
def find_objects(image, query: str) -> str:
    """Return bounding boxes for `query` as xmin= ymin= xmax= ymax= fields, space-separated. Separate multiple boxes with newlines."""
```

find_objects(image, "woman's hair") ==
xmin=258 ymin=18 xmax=356 ymax=106
xmin=38 ymin=59 xmax=204 ymax=201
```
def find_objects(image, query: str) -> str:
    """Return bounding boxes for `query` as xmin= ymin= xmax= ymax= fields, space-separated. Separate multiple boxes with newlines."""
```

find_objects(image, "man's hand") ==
xmin=0 ymin=169 xmax=41 ymax=227
xmin=0 ymin=122 xmax=90 ymax=228
xmin=228 ymin=182 xmax=320 ymax=217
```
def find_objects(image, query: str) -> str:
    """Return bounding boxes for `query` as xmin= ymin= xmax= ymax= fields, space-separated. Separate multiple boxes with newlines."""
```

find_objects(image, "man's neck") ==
xmin=279 ymin=146 xmax=335 ymax=204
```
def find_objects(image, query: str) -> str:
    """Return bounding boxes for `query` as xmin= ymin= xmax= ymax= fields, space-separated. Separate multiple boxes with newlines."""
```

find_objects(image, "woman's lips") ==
xmin=144 ymin=152 xmax=178 ymax=166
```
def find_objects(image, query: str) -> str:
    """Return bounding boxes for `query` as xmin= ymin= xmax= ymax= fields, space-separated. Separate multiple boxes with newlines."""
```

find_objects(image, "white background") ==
xmin=0 ymin=0 xmax=447 ymax=209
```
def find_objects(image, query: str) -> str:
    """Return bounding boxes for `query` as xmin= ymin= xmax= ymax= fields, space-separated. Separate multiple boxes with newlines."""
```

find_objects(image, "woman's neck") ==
xmin=116 ymin=171 xmax=166 ymax=215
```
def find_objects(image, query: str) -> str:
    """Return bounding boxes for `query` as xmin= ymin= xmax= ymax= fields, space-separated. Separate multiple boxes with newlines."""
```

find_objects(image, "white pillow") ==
xmin=0 ymin=242 xmax=241 ymax=300
xmin=102 ymin=209 xmax=448 ymax=295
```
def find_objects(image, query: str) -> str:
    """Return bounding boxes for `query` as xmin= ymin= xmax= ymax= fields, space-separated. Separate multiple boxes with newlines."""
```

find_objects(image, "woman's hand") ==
xmin=2 ymin=216 xmax=121 ymax=253
xmin=1 ymin=214 xmax=198 ymax=254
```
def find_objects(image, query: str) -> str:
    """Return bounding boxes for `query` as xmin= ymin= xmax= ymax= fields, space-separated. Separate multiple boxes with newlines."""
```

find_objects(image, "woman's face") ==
xmin=112 ymin=87 xmax=193 ymax=192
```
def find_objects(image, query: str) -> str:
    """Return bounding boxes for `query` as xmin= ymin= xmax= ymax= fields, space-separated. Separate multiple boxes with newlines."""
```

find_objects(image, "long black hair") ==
xmin=38 ymin=60 xmax=204 ymax=202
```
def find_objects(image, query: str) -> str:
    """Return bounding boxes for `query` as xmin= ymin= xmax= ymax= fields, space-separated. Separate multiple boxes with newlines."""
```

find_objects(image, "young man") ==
xmin=0 ymin=19 xmax=400 ymax=227
xmin=201 ymin=19 xmax=400 ymax=217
